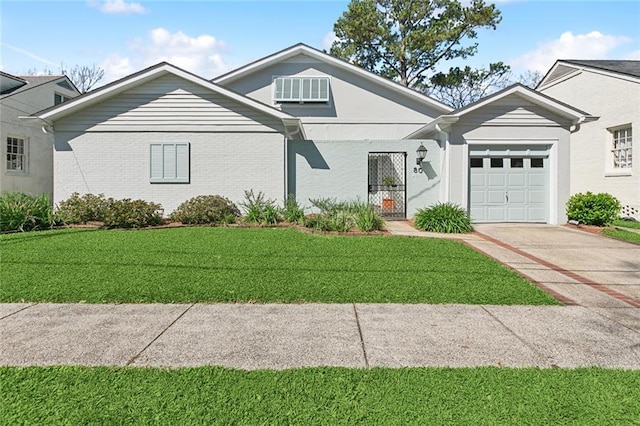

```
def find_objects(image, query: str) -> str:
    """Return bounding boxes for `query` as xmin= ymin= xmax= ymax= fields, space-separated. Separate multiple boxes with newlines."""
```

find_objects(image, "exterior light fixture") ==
xmin=416 ymin=143 xmax=428 ymax=165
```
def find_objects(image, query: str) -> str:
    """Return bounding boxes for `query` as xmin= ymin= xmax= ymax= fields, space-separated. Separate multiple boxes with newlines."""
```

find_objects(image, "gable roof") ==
xmin=1 ymin=73 xmax=77 ymax=99
xmin=405 ymin=84 xmax=593 ymax=139
xmin=32 ymin=62 xmax=304 ymax=137
xmin=538 ymin=60 xmax=640 ymax=89
xmin=213 ymin=43 xmax=453 ymax=114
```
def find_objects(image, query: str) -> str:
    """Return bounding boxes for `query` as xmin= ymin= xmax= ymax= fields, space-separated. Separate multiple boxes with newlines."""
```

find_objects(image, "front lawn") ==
xmin=612 ymin=219 xmax=640 ymax=230
xmin=0 ymin=227 xmax=557 ymax=304
xmin=1 ymin=366 xmax=638 ymax=424
xmin=603 ymin=228 xmax=640 ymax=245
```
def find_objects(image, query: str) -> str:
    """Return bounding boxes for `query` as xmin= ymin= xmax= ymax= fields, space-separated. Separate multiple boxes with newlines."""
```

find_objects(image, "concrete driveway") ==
xmin=473 ymin=224 xmax=640 ymax=302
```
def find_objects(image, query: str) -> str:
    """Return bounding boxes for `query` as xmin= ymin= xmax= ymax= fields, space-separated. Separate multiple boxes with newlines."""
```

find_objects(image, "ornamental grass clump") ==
xmin=240 ymin=189 xmax=281 ymax=225
xmin=282 ymin=194 xmax=304 ymax=223
xmin=0 ymin=192 xmax=54 ymax=232
xmin=305 ymin=198 xmax=384 ymax=232
xmin=170 ymin=195 xmax=240 ymax=225
xmin=413 ymin=202 xmax=473 ymax=233
xmin=566 ymin=192 xmax=621 ymax=226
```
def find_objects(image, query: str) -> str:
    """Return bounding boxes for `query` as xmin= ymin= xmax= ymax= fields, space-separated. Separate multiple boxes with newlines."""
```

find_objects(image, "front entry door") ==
xmin=368 ymin=152 xmax=406 ymax=219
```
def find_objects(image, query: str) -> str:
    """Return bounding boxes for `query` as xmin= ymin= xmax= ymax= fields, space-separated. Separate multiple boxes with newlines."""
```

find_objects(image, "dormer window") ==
xmin=54 ymin=93 xmax=72 ymax=105
xmin=274 ymin=76 xmax=329 ymax=103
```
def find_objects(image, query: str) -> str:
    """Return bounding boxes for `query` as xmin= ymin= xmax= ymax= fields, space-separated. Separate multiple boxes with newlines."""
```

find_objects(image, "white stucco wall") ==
xmin=539 ymin=69 xmax=640 ymax=213
xmin=289 ymin=139 xmax=441 ymax=217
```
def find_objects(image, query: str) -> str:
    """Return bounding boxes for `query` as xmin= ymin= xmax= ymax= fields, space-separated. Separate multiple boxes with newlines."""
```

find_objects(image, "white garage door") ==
xmin=469 ymin=146 xmax=549 ymax=223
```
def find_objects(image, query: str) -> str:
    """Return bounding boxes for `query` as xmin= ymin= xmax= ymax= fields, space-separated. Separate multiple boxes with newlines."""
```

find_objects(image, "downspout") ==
xmin=435 ymin=123 xmax=450 ymax=203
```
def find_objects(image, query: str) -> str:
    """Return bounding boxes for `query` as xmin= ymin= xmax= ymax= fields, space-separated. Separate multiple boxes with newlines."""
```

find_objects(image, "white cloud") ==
xmin=89 ymin=0 xmax=146 ymax=15
xmin=323 ymin=31 xmax=338 ymax=50
xmin=101 ymin=28 xmax=231 ymax=82
xmin=510 ymin=31 xmax=632 ymax=72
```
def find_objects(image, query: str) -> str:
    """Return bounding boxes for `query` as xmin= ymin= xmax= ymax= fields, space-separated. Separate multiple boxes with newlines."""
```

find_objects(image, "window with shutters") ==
xmin=149 ymin=143 xmax=190 ymax=183
xmin=273 ymin=76 xmax=329 ymax=103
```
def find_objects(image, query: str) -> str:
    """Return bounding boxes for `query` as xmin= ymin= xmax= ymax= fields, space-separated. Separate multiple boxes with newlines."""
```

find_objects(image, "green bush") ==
xmin=302 ymin=214 xmax=332 ymax=231
xmin=566 ymin=192 xmax=621 ymax=226
xmin=240 ymin=190 xmax=281 ymax=225
xmin=103 ymin=199 xmax=163 ymax=229
xmin=413 ymin=202 xmax=473 ymax=233
xmin=55 ymin=193 xmax=112 ymax=224
xmin=170 ymin=195 xmax=240 ymax=225
xmin=0 ymin=192 xmax=54 ymax=232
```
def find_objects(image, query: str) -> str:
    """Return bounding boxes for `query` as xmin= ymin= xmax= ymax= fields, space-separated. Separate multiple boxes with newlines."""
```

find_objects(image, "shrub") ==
xmin=170 ymin=195 xmax=240 ymax=225
xmin=0 ymin=192 xmax=54 ymax=232
xmin=55 ymin=193 xmax=112 ymax=224
xmin=566 ymin=192 xmax=621 ymax=226
xmin=240 ymin=190 xmax=281 ymax=225
xmin=413 ymin=202 xmax=473 ymax=233
xmin=305 ymin=198 xmax=384 ymax=232
xmin=103 ymin=199 xmax=163 ymax=229
xmin=282 ymin=194 xmax=304 ymax=223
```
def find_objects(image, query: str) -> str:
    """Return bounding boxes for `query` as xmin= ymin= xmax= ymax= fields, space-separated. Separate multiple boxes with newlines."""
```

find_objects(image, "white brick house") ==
xmin=538 ymin=60 xmax=640 ymax=218
xmin=32 ymin=45 xmax=589 ymax=223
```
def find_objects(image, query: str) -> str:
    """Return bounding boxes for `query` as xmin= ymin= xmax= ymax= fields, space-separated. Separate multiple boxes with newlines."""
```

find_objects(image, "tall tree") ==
xmin=426 ymin=62 xmax=510 ymax=109
xmin=61 ymin=63 xmax=105 ymax=93
xmin=330 ymin=0 xmax=503 ymax=88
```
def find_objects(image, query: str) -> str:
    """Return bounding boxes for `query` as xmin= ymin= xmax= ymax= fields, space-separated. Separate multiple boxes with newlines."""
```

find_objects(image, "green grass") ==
xmin=603 ymin=228 xmax=640 ymax=244
xmin=613 ymin=219 xmax=640 ymax=230
xmin=0 ymin=227 xmax=557 ymax=304
xmin=1 ymin=366 xmax=638 ymax=424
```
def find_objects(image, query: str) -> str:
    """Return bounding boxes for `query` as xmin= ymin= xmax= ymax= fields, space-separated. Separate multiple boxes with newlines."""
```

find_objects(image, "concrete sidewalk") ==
xmin=2 ymin=303 xmax=639 ymax=369
xmin=2 ymin=223 xmax=639 ymax=370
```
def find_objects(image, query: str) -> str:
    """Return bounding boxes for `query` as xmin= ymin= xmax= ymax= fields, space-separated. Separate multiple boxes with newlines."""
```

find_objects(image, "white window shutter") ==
xmin=150 ymin=144 xmax=163 ymax=181
xmin=175 ymin=143 xmax=190 ymax=182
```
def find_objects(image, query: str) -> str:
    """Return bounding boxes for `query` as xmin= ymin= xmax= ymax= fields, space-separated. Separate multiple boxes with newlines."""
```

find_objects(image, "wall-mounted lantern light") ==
xmin=416 ymin=143 xmax=428 ymax=165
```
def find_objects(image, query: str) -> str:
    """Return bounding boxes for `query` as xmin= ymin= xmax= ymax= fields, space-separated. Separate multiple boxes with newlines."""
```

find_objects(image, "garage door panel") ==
xmin=488 ymin=174 xmax=506 ymax=186
xmin=508 ymin=174 xmax=526 ymax=186
xmin=508 ymin=190 xmax=525 ymax=203
xmin=470 ymin=174 xmax=485 ymax=187
xmin=528 ymin=190 xmax=546 ymax=204
xmin=528 ymin=174 xmax=546 ymax=186
xmin=487 ymin=207 xmax=506 ymax=222
xmin=528 ymin=208 xmax=547 ymax=222
xmin=507 ymin=207 xmax=525 ymax=221
xmin=470 ymin=190 xmax=485 ymax=203
xmin=487 ymin=191 xmax=505 ymax=204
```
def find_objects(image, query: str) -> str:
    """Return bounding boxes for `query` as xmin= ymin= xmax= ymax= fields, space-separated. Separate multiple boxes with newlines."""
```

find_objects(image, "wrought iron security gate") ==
xmin=368 ymin=152 xmax=406 ymax=219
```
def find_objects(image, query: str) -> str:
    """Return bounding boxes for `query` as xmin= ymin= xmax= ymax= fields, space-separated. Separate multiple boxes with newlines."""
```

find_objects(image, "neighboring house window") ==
xmin=274 ymin=76 xmax=329 ymax=103
xmin=54 ymin=93 xmax=72 ymax=105
xmin=6 ymin=136 xmax=27 ymax=173
xmin=149 ymin=143 xmax=190 ymax=183
xmin=611 ymin=126 xmax=632 ymax=168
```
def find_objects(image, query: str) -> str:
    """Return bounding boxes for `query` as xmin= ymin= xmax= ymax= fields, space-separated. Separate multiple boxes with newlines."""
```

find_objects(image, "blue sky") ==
xmin=1 ymin=0 xmax=639 ymax=86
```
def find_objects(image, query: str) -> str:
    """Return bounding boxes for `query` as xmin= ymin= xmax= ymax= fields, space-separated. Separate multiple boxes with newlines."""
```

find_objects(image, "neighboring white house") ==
xmin=538 ymin=60 xmax=640 ymax=218
xmin=31 ymin=44 xmax=589 ymax=224
xmin=1 ymin=71 xmax=79 ymax=199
